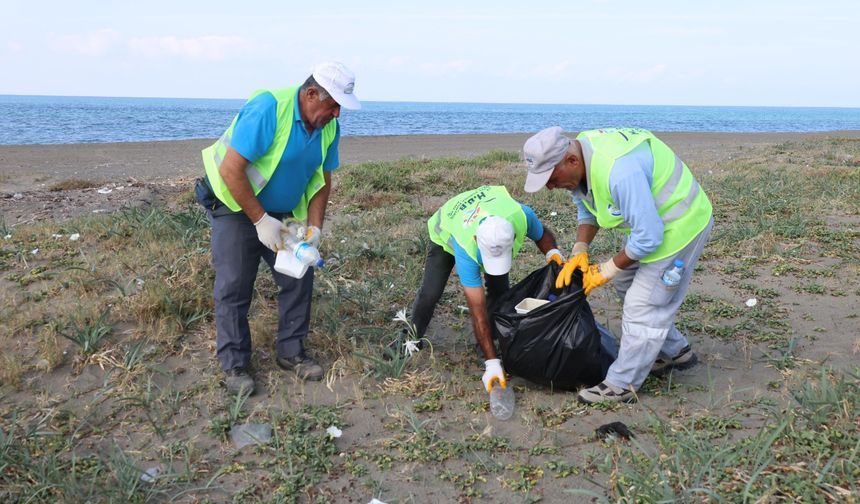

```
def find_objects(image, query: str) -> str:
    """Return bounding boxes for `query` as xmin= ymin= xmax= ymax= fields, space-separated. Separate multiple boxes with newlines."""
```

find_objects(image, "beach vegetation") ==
xmin=0 ymin=138 xmax=858 ymax=501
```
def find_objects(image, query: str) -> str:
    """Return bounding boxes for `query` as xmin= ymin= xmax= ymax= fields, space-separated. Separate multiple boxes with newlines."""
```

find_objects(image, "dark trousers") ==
xmin=410 ymin=242 xmax=509 ymax=339
xmin=209 ymin=207 xmax=313 ymax=372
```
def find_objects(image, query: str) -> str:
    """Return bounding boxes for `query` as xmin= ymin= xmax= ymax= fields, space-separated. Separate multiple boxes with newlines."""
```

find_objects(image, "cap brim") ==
xmin=480 ymin=248 xmax=512 ymax=276
xmin=330 ymin=90 xmax=361 ymax=110
xmin=524 ymin=168 xmax=553 ymax=193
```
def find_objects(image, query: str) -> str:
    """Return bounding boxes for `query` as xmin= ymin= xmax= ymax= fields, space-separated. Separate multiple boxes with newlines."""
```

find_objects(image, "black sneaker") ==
xmin=650 ymin=345 xmax=698 ymax=376
xmin=276 ymin=352 xmax=325 ymax=381
xmin=224 ymin=368 xmax=255 ymax=395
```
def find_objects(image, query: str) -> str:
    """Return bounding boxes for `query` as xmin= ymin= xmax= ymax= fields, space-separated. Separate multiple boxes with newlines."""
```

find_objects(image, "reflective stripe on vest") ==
xmin=577 ymin=128 xmax=712 ymax=263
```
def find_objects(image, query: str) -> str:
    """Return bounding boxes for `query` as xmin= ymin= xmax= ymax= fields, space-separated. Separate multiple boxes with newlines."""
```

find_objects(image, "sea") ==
xmin=2 ymin=94 xmax=860 ymax=145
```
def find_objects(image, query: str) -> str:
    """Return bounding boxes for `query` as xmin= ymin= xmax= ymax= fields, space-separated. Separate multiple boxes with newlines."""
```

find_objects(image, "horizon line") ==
xmin=1 ymin=93 xmax=859 ymax=111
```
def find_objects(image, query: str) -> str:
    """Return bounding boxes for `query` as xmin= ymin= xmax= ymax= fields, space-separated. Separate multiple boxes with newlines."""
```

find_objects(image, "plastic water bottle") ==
xmin=489 ymin=386 xmax=515 ymax=420
xmin=661 ymin=259 xmax=685 ymax=287
xmin=284 ymin=234 xmax=325 ymax=269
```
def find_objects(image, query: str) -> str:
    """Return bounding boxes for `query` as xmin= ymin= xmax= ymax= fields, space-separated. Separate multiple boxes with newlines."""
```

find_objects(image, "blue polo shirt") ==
xmin=452 ymin=205 xmax=544 ymax=288
xmin=229 ymin=90 xmax=340 ymax=213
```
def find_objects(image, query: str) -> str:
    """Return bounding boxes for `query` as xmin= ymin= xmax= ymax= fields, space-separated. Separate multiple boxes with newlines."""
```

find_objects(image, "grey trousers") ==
xmin=209 ymin=207 xmax=314 ymax=372
xmin=605 ymin=217 xmax=714 ymax=390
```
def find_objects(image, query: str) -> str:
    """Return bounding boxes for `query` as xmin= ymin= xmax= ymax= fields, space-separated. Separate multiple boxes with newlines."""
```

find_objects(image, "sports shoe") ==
xmin=650 ymin=345 xmax=698 ymax=376
xmin=578 ymin=380 xmax=636 ymax=404
xmin=224 ymin=368 xmax=255 ymax=395
xmin=277 ymin=352 xmax=325 ymax=381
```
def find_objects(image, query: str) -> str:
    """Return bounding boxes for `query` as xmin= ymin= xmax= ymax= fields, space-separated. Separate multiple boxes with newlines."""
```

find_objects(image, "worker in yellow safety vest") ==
xmin=195 ymin=62 xmax=360 ymax=396
xmin=408 ymin=185 xmax=565 ymax=393
xmin=522 ymin=127 xmax=714 ymax=404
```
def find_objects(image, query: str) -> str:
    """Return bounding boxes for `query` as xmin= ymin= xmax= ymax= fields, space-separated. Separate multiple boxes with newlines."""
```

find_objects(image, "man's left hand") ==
xmin=545 ymin=248 xmax=565 ymax=266
xmin=304 ymin=225 xmax=322 ymax=248
xmin=582 ymin=259 xmax=621 ymax=295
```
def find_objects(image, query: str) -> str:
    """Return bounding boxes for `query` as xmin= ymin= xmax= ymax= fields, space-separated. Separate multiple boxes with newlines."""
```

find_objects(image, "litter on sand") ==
xmin=140 ymin=466 xmax=160 ymax=483
xmin=595 ymin=421 xmax=634 ymax=440
xmin=97 ymin=187 xmax=113 ymax=194
xmin=326 ymin=425 xmax=343 ymax=438
xmin=229 ymin=423 xmax=273 ymax=449
xmin=745 ymin=298 xmax=758 ymax=307
xmin=69 ymin=233 xmax=80 ymax=241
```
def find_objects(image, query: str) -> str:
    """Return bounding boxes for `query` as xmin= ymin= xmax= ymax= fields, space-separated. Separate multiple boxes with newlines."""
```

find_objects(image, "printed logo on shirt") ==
xmin=607 ymin=203 xmax=623 ymax=217
xmin=463 ymin=203 xmax=483 ymax=227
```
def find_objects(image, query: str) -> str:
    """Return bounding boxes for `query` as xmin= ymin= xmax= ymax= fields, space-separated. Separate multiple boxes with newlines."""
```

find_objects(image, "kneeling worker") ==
xmin=408 ymin=185 xmax=564 ymax=393
xmin=522 ymin=127 xmax=714 ymax=404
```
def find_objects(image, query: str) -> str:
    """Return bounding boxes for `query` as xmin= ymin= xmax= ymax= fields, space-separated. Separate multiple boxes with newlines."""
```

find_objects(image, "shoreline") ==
xmin=1 ymin=131 xmax=859 ymax=193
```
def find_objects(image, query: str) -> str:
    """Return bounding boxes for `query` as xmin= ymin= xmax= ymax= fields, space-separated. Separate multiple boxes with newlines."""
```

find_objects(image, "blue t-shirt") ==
xmin=452 ymin=204 xmax=544 ymax=288
xmin=229 ymin=90 xmax=340 ymax=213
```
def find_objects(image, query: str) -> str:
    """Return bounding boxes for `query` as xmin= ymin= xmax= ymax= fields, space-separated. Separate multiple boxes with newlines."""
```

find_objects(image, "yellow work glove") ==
xmin=582 ymin=258 xmax=621 ymax=296
xmin=555 ymin=241 xmax=590 ymax=289
xmin=545 ymin=248 xmax=565 ymax=266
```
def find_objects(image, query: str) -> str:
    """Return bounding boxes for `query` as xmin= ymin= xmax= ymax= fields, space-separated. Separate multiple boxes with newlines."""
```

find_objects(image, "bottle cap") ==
xmin=673 ymin=259 xmax=684 ymax=268
xmin=315 ymin=259 xmax=325 ymax=268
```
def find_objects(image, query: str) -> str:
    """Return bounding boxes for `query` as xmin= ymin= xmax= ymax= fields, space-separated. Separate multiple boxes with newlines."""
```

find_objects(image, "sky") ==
xmin=2 ymin=0 xmax=859 ymax=107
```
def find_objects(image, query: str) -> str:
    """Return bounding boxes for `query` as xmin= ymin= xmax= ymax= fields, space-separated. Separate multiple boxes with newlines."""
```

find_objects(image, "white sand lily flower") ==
xmin=3 ymin=234 xmax=11 ymax=240
xmin=326 ymin=425 xmax=342 ymax=438
xmin=404 ymin=340 xmax=421 ymax=357
xmin=31 ymin=248 xmax=39 ymax=255
xmin=392 ymin=308 xmax=408 ymax=324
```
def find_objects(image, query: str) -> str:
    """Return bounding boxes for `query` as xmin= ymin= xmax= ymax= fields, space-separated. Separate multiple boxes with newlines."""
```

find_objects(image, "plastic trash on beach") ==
xmin=97 ymin=187 xmax=113 ymax=194
xmin=230 ymin=423 xmax=273 ymax=449
xmin=69 ymin=233 xmax=80 ymax=241
xmin=30 ymin=248 xmax=39 ymax=255
xmin=745 ymin=298 xmax=758 ymax=307
xmin=368 ymin=499 xmax=389 ymax=504
xmin=326 ymin=425 xmax=343 ymax=438
xmin=140 ymin=466 xmax=160 ymax=483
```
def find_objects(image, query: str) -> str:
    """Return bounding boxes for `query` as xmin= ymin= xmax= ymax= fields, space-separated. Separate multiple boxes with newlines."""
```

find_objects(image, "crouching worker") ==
xmin=407 ymin=185 xmax=564 ymax=393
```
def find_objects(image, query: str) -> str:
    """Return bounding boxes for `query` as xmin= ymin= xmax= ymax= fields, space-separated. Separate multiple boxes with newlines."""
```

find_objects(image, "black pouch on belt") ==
xmin=194 ymin=177 xmax=221 ymax=210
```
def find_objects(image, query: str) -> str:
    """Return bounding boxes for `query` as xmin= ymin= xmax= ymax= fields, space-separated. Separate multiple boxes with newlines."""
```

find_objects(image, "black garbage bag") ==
xmin=493 ymin=263 xmax=614 ymax=390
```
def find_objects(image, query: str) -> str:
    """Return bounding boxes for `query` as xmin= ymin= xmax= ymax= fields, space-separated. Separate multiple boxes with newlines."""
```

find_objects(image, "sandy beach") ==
xmin=1 ymin=130 xmax=859 ymax=501
xmin=2 ymin=131 xmax=860 ymax=190
xmin=2 ymin=130 xmax=859 ymax=225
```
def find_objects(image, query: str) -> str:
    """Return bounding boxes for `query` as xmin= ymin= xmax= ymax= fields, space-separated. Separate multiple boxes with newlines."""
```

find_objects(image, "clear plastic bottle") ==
xmin=284 ymin=233 xmax=325 ymax=269
xmin=661 ymin=259 xmax=685 ymax=287
xmin=489 ymin=386 xmax=515 ymax=420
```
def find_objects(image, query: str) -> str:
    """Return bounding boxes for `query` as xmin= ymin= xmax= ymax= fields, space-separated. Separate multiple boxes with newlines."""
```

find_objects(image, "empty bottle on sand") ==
xmin=489 ymin=386 xmax=515 ymax=420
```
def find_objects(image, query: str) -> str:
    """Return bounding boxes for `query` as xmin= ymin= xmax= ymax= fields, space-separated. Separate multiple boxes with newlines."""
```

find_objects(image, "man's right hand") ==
xmin=253 ymin=213 xmax=288 ymax=252
xmin=482 ymin=359 xmax=507 ymax=392
xmin=555 ymin=242 xmax=590 ymax=289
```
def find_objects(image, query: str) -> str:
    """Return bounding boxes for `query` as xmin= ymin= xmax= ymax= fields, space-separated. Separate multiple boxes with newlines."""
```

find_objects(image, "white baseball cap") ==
xmin=522 ymin=126 xmax=570 ymax=192
xmin=476 ymin=216 xmax=515 ymax=276
xmin=312 ymin=61 xmax=361 ymax=110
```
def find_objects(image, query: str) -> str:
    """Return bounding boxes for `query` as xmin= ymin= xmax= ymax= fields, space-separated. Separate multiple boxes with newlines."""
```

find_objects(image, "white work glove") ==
xmin=482 ymin=358 xmax=507 ymax=392
xmin=304 ymin=225 xmax=322 ymax=248
xmin=253 ymin=213 xmax=288 ymax=252
xmin=545 ymin=248 xmax=565 ymax=266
